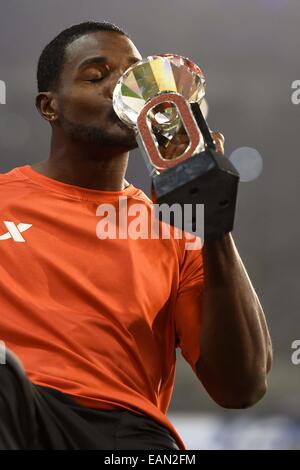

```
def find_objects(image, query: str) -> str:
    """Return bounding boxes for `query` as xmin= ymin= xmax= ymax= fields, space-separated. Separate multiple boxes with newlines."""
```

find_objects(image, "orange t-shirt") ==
xmin=0 ymin=165 xmax=204 ymax=450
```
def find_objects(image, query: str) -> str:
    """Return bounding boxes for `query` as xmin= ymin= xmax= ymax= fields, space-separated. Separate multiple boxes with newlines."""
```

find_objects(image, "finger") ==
xmin=211 ymin=131 xmax=225 ymax=155
xmin=213 ymin=131 xmax=225 ymax=144
xmin=159 ymin=140 xmax=189 ymax=159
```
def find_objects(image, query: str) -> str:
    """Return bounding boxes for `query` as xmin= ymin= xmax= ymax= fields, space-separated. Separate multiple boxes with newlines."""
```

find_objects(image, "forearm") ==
xmin=196 ymin=232 xmax=272 ymax=408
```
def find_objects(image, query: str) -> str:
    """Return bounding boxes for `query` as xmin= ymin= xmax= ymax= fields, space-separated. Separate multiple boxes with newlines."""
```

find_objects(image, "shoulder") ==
xmin=0 ymin=166 xmax=32 ymax=204
xmin=0 ymin=166 xmax=27 ymax=186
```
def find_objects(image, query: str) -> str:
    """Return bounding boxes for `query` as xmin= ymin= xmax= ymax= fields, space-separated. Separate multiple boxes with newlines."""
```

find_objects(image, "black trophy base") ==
xmin=152 ymin=150 xmax=240 ymax=240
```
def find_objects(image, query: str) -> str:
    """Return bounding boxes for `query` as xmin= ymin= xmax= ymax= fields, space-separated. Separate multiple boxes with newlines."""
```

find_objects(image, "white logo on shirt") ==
xmin=0 ymin=221 xmax=32 ymax=242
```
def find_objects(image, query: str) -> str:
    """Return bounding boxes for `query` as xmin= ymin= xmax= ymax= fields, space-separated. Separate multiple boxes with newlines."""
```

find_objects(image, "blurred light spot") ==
xmin=200 ymin=98 xmax=209 ymax=119
xmin=0 ymin=80 xmax=6 ymax=104
xmin=229 ymin=146 xmax=263 ymax=182
xmin=0 ymin=113 xmax=30 ymax=149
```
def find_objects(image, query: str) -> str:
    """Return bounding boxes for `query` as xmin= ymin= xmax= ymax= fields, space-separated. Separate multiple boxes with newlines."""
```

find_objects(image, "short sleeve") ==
xmin=173 ymin=242 xmax=204 ymax=373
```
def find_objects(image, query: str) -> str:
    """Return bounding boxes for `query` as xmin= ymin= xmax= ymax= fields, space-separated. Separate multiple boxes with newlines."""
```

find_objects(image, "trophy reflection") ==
xmin=113 ymin=54 xmax=239 ymax=240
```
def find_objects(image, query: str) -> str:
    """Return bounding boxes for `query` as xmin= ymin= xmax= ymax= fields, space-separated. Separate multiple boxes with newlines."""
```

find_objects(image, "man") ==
xmin=0 ymin=21 xmax=272 ymax=450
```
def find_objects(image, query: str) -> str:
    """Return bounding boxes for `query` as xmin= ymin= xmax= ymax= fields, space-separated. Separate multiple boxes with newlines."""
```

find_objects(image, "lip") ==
xmin=108 ymin=106 xmax=135 ymax=133
xmin=113 ymin=113 xmax=131 ymax=131
xmin=115 ymin=118 xmax=129 ymax=129
xmin=110 ymin=108 xmax=122 ymax=122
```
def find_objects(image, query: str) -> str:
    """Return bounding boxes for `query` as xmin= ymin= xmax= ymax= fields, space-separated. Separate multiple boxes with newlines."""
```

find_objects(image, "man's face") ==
xmin=55 ymin=31 xmax=142 ymax=149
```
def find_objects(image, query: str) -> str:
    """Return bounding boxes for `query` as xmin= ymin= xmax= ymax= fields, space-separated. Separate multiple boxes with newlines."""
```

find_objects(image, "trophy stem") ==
xmin=190 ymin=102 xmax=216 ymax=151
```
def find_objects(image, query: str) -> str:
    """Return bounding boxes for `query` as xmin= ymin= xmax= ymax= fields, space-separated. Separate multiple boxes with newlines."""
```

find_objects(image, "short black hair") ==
xmin=37 ymin=21 xmax=129 ymax=92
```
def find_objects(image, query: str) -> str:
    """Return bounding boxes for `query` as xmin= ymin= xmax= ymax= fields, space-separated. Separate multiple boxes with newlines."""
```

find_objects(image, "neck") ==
xmin=32 ymin=132 xmax=130 ymax=191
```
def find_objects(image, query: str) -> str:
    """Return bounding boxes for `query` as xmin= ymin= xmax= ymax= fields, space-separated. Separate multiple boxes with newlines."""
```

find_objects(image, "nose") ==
xmin=107 ymin=74 xmax=121 ymax=99
xmin=107 ymin=63 xmax=133 ymax=99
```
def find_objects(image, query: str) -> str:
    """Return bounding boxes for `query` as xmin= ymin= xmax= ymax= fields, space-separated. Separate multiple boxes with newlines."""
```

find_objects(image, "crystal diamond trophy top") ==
xmin=113 ymin=54 xmax=239 ymax=240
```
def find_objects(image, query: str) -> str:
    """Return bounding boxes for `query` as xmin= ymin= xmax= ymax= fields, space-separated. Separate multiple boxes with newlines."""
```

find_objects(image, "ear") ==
xmin=35 ymin=92 xmax=59 ymax=124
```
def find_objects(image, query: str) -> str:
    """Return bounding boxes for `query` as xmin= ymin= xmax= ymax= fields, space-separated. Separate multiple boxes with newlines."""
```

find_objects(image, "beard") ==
xmin=58 ymin=110 xmax=138 ymax=149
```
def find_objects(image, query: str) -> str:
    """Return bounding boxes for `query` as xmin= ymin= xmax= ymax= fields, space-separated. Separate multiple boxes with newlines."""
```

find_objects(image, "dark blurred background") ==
xmin=0 ymin=0 xmax=299 ymax=449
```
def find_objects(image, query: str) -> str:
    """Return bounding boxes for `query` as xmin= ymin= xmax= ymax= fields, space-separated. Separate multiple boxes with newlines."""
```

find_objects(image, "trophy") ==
xmin=113 ymin=54 xmax=239 ymax=240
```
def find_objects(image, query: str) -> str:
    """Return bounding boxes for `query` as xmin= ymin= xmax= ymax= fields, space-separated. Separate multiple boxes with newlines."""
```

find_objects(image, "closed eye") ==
xmin=88 ymin=77 xmax=104 ymax=83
